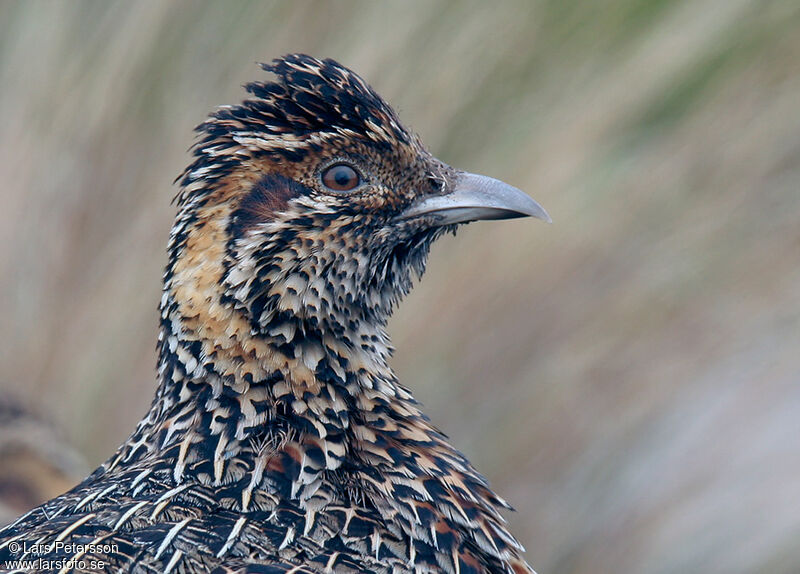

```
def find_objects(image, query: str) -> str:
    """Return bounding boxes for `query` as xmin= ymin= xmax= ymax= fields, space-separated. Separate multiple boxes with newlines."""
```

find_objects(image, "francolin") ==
xmin=0 ymin=54 xmax=549 ymax=573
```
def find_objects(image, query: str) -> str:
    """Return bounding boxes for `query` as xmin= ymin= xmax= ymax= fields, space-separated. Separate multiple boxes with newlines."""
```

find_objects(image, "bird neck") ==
xmin=100 ymin=203 xmax=526 ymax=571
xmin=104 ymin=281 xmax=524 ymax=570
xmin=109 ymin=200 xmax=425 ymax=482
xmin=146 ymin=302 xmax=400 ymax=469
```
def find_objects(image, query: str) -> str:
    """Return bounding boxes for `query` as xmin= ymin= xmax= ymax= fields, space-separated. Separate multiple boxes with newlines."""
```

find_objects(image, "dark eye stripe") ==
xmin=322 ymin=163 xmax=361 ymax=192
xmin=229 ymin=174 xmax=309 ymax=237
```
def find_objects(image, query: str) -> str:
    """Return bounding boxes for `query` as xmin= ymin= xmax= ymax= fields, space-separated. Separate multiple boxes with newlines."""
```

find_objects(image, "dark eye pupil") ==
xmin=322 ymin=164 xmax=360 ymax=192
xmin=334 ymin=169 xmax=351 ymax=186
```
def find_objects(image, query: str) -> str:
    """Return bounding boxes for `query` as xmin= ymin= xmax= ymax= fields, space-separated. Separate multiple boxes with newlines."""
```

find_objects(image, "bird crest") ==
xmin=176 ymin=54 xmax=422 ymax=209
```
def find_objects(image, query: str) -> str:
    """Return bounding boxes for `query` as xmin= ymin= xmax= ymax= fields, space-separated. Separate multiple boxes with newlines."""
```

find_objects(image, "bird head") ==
xmin=167 ymin=54 xmax=549 ymax=344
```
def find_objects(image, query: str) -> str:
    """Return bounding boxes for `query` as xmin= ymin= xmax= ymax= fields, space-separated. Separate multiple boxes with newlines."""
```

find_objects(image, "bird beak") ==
xmin=398 ymin=172 xmax=551 ymax=225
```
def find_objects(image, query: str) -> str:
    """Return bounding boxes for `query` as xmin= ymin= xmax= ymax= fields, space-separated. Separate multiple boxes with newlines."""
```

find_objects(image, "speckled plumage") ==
xmin=0 ymin=54 xmax=542 ymax=574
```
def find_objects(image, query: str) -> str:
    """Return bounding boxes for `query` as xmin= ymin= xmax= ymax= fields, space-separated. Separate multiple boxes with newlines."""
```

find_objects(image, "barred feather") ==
xmin=0 ymin=54 xmax=535 ymax=574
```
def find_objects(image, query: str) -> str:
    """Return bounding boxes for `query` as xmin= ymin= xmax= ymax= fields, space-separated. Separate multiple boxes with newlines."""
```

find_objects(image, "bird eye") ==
xmin=321 ymin=163 xmax=361 ymax=192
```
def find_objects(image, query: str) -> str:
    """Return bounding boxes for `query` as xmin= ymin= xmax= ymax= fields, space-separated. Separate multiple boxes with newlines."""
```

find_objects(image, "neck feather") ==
xmin=110 ymin=197 xmax=418 ymax=476
xmin=101 ymin=197 xmax=527 ymax=571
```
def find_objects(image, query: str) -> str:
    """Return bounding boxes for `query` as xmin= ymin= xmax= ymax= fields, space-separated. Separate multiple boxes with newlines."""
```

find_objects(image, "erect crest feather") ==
xmin=251 ymin=54 xmax=413 ymax=147
xmin=175 ymin=54 xmax=418 ymax=210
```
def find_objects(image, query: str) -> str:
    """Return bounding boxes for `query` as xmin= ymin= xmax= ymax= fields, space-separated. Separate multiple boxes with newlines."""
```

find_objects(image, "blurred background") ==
xmin=1 ymin=1 xmax=798 ymax=572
